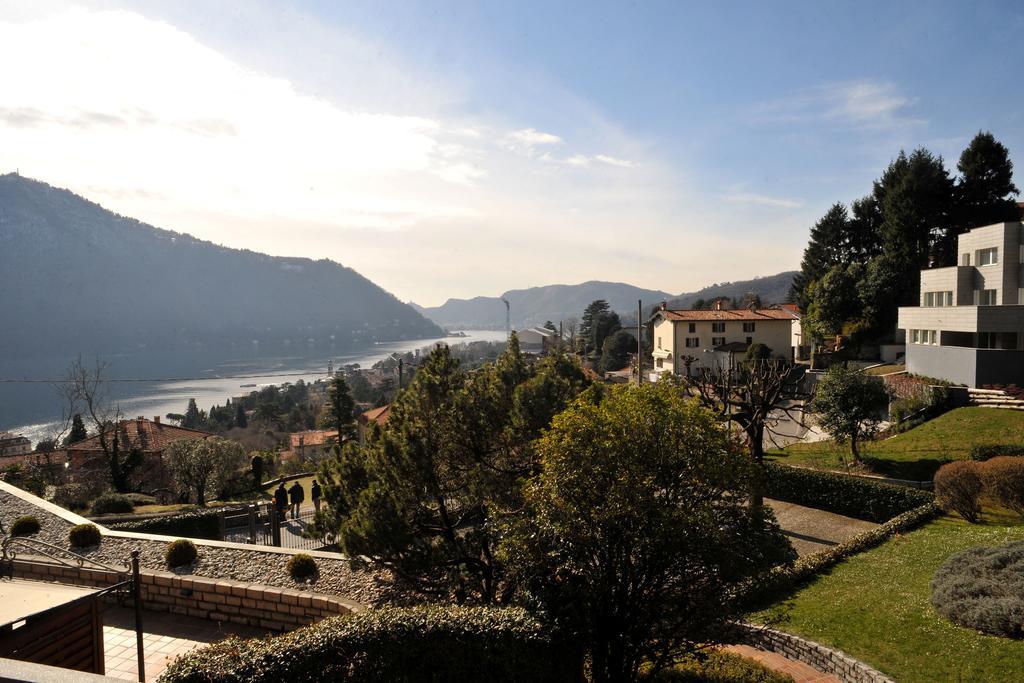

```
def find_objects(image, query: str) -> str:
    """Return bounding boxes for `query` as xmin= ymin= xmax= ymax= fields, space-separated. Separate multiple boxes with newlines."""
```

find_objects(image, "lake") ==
xmin=0 ymin=330 xmax=508 ymax=445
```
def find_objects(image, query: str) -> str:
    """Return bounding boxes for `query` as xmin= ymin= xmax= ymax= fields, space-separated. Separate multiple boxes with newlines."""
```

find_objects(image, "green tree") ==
xmin=325 ymin=373 xmax=356 ymax=439
xmin=499 ymin=383 xmax=794 ymax=682
xmin=234 ymin=402 xmax=247 ymax=428
xmin=166 ymin=437 xmax=247 ymax=505
xmin=802 ymin=262 xmax=866 ymax=340
xmin=65 ymin=413 xmax=88 ymax=445
xmin=813 ymin=365 xmax=889 ymax=463
xmin=952 ymin=131 xmax=1019 ymax=236
xmin=183 ymin=398 xmax=203 ymax=430
xmin=580 ymin=300 xmax=611 ymax=352
xmin=543 ymin=320 xmax=557 ymax=333
xmin=600 ymin=328 xmax=634 ymax=371
xmin=790 ymin=203 xmax=853 ymax=308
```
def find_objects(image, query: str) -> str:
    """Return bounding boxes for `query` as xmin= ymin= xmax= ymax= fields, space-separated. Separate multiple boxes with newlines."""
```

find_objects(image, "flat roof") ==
xmin=0 ymin=578 xmax=101 ymax=626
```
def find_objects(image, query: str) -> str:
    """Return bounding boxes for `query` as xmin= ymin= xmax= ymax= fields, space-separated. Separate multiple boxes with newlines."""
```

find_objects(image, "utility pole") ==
xmin=637 ymin=299 xmax=643 ymax=385
xmin=398 ymin=357 xmax=404 ymax=389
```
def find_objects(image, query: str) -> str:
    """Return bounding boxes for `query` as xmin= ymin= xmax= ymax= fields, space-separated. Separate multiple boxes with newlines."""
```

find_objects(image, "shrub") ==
xmin=654 ymin=651 xmax=794 ymax=682
xmin=930 ymin=540 xmax=1024 ymax=638
xmin=68 ymin=523 xmax=101 ymax=548
xmin=763 ymin=463 xmax=934 ymax=523
xmin=970 ymin=443 xmax=1024 ymax=461
xmin=10 ymin=515 xmax=41 ymax=537
xmin=165 ymin=539 xmax=198 ymax=568
xmin=50 ymin=483 xmax=94 ymax=512
xmin=124 ymin=492 xmax=157 ymax=506
xmin=159 ymin=605 xmax=576 ymax=683
xmin=286 ymin=553 xmax=317 ymax=580
xmin=108 ymin=508 xmax=222 ymax=540
xmin=90 ymin=493 xmax=136 ymax=515
xmin=981 ymin=456 xmax=1024 ymax=516
xmin=934 ymin=461 xmax=983 ymax=522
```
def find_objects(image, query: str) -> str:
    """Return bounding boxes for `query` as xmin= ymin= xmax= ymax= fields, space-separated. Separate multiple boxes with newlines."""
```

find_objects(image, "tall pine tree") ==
xmin=952 ymin=131 xmax=1019 ymax=235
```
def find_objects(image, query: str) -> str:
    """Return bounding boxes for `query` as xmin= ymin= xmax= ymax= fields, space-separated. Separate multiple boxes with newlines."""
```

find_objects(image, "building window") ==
xmin=742 ymin=322 xmax=756 ymax=332
xmin=912 ymin=329 xmax=937 ymax=345
xmin=978 ymin=332 xmax=996 ymax=349
xmin=974 ymin=289 xmax=997 ymax=306
xmin=688 ymin=323 xmax=696 ymax=333
xmin=712 ymin=322 xmax=725 ymax=333
xmin=923 ymin=291 xmax=953 ymax=307
xmin=685 ymin=337 xmax=699 ymax=348
xmin=712 ymin=337 xmax=725 ymax=346
xmin=657 ymin=336 xmax=662 ymax=349
xmin=746 ymin=336 xmax=753 ymax=345
xmin=977 ymin=247 xmax=998 ymax=266
xmin=656 ymin=358 xmax=663 ymax=368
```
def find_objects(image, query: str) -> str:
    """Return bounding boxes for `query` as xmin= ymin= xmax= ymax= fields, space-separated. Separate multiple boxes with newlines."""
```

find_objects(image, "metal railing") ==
xmin=219 ymin=503 xmax=332 ymax=551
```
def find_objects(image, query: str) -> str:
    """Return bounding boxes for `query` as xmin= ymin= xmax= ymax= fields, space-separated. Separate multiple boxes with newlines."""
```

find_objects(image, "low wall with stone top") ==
xmin=740 ymin=624 xmax=894 ymax=683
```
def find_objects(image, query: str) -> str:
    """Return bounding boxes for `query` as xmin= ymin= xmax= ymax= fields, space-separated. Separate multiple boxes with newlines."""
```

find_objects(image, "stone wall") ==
xmin=11 ymin=558 xmax=356 ymax=632
xmin=739 ymin=624 xmax=894 ymax=683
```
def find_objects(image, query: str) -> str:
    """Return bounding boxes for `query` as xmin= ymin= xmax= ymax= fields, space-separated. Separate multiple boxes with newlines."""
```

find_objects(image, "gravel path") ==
xmin=767 ymin=498 xmax=878 ymax=558
xmin=1 ymin=489 xmax=413 ymax=607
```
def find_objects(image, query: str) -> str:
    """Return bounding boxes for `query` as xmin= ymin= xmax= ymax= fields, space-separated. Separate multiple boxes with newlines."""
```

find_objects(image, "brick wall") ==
xmin=739 ymin=624 xmax=894 ymax=683
xmin=12 ymin=558 xmax=356 ymax=632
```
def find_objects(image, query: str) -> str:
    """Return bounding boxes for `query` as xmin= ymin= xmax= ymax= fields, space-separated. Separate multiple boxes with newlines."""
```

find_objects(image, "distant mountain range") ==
xmin=0 ymin=174 xmax=445 ymax=359
xmin=413 ymin=271 xmax=797 ymax=330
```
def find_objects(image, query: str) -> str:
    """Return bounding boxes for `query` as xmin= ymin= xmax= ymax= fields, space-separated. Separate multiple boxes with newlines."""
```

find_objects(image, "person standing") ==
xmin=311 ymin=480 xmax=322 ymax=514
xmin=274 ymin=482 xmax=288 ymax=519
xmin=288 ymin=480 xmax=305 ymax=519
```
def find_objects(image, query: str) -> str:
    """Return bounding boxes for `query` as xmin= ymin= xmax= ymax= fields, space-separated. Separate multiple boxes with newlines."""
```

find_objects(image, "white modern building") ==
xmin=649 ymin=302 xmax=800 ymax=378
xmin=897 ymin=221 xmax=1024 ymax=387
xmin=516 ymin=326 xmax=559 ymax=353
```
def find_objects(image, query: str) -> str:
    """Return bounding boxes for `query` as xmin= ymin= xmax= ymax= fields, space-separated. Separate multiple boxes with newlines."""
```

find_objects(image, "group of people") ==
xmin=274 ymin=478 xmax=322 ymax=520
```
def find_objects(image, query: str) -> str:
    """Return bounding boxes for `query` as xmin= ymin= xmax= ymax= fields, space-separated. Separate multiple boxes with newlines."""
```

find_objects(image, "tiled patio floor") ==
xmin=726 ymin=644 xmax=842 ymax=683
xmin=102 ymin=606 xmax=269 ymax=681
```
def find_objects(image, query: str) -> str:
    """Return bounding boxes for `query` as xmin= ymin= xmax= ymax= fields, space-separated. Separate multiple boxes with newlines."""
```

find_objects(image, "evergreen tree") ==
xmin=790 ymin=203 xmax=853 ymax=309
xmin=952 ymin=131 xmax=1019 ymax=235
xmin=542 ymin=320 xmax=557 ymax=333
xmin=580 ymin=300 xmax=611 ymax=353
xmin=65 ymin=413 xmax=88 ymax=445
xmin=326 ymin=372 xmax=356 ymax=439
xmin=183 ymin=398 xmax=202 ymax=429
xmin=234 ymin=402 xmax=247 ymax=428
xmin=600 ymin=329 xmax=634 ymax=371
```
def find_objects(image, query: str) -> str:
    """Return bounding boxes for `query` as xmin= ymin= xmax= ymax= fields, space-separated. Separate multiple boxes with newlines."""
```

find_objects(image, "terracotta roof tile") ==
xmin=655 ymin=308 xmax=799 ymax=322
xmin=68 ymin=418 xmax=213 ymax=453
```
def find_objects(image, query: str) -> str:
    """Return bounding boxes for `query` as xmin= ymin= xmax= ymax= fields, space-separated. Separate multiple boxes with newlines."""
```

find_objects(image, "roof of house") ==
xmin=359 ymin=404 xmax=391 ymax=426
xmin=67 ymin=417 xmax=214 ymax=453
xmin=654 ymin=307 xmax=799 ymax=323
xmin=288 ymin=430 xmax=339 ymax=449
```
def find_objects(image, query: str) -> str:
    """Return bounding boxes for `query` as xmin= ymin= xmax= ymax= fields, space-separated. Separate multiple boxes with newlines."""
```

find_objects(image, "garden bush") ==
xmin=652 ymin=651 xmax=793 ymax=682
xmin=10 ymin=515 xmax=41 ymax=537
xmin=109 ymin=508 xmax=222 ymax=540
xmin=68 ymin=523 xmax=101 ymax=548
xmin=286 ymin=553 xmax=317 ymax=580
xmin=930 ymin=540 xmax=1024 ymax=638
xmin=763 ymin=463 xmax=934 ymax=522
xmin=934 ymin=461 xmax=983 ymax=522
xmin=159 ymin=605 xmax=577 ymax=683
xmin=90 ymin=492 xmax=136 ymax=515
xmin=970 ymin=443 xmax=1024 ymax=461
xmin=980 ymin=456 xmax=1024 ymax=516
xmin=50 ymin=483 xmax=95 ymax=512
xmin=165 ymin=539 xmax=198 ymax=568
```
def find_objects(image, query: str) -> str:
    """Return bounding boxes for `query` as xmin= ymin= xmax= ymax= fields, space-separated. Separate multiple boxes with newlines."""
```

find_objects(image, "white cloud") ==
xmin=754 ymin=79 xmax=926 ymax=129
xmin=507 ymin=127 xmax=563 ymax=146
xmin=721 ymin=190 xmax=803 ymax=209
xmin=563 ymin=153 xmax=635 ymax=168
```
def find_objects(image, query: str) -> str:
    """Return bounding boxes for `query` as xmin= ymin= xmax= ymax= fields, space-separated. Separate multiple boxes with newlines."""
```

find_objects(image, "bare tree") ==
xmin=62 ymin=356 xmax=140 ymax=492
xmin=685 ymin=356 xmax=808 ymax=516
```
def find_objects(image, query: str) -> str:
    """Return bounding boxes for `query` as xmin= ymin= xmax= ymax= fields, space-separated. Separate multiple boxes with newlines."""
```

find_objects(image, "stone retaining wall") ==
xmin=740 ymin=624 xmax=894 ymax=683
xmin=12 ymin=558 xmax=357 ymax=632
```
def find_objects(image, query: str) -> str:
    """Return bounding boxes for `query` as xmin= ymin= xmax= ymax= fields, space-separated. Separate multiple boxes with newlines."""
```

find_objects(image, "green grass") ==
xmin=262 ymin=474 xmax=317 ymax=497
xmin=769 ymin=407 xmax=1024 ymax=480
xmin=753 ymin=510 xmax=1024 ymax=682
xmin=863 ymin=363 xmax=905 ymax=376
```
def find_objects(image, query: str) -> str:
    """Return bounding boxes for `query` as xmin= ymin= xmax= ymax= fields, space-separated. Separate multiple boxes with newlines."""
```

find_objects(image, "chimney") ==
xmin=153 ymin=416 xmax=161 ymax=425
xmin=660 ymin=300 xmax=667 ymax=311
xmin=714 ymin=299 xmax=723 ymax=311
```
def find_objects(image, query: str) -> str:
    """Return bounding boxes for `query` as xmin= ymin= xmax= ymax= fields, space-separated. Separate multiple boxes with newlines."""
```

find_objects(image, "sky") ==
xmin=1 ymin=1 xmax=1022 ymax=307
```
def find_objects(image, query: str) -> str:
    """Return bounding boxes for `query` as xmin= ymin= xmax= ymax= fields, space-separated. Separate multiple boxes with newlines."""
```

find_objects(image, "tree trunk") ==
xmin=748 ymin=423 xmax=766 ymax=518
xmin=850 ymin=432 xmax=860 ymax=464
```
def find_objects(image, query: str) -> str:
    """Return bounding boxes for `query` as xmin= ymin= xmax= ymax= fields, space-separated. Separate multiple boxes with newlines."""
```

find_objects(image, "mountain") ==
xmin=0 ymin=174 xmax=444 ymax=359
xmin=416 ymin=273 xmax=797 ymax=330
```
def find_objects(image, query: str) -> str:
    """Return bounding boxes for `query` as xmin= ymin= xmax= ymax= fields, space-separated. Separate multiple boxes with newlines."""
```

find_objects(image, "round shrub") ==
xmin=934 ymin=461 xmax=983 ymax=523
xmin=160 ymin=605 xmax=576 ymax=683
xmin=931 ymin=540 xmax=1024 ymax=638
xmin=286 ymin=553 xmax=317 ymax=580
xmin=165 ymin=539 xmax=198 ymax=568
xmin=10 ymin=515 xmax=41 ymax=537
xmin=654 ymin=651 xmax=794 ymax=682
xmin=90 ymin=492 xmax=136 ymax=515
xmin=981 ymin=456 xmax=1024 ymax=516
xmin=68 ymin=523 xmax=101 ymax=548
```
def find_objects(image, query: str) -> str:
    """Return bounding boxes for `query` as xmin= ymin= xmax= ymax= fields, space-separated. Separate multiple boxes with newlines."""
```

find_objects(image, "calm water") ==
xmin=0 ymin=330 xmax=507 ymax=445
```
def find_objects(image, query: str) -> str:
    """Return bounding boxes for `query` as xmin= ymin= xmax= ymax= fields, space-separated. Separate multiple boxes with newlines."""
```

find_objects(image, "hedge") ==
xmin=158 ymin=605 xmax=578 ymax=683
xmin=741 ymin=501 xmax=941 ymax=609
xmin=109 ymin=508 xmax=222 ymax=540
xmin=654 ymin=651 xmax=794 ymax=682
xmin=90 ymin=493 xmax=136 ymax=515
xmin=970 ymin=443 xmax=1024 ymax=461
xmin=763 ymin=463 xmax=934 ymax=523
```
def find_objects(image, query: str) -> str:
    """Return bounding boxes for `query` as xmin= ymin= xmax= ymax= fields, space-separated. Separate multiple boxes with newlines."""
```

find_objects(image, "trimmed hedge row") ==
xmin=109 ymin=508 xmax=222 ymax=540
xmin=742 ymin=501 xmax=941 ymax=608
xmin=764 ymin=463 xmax=934 ymax=523
xmin=158 ymin=605 xmax=578 ymax=683
xmin=970 ymin=443 xmax=1024 ymax=461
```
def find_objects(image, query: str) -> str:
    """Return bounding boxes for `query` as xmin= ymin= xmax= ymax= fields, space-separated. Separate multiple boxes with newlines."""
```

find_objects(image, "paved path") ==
xmin=103 ymin=606 xmax=268 ymax=681
xmin=726 ymin=644 xmax=841 ymax=683
xmin=766 ymin=498 xmax=878 ymax=558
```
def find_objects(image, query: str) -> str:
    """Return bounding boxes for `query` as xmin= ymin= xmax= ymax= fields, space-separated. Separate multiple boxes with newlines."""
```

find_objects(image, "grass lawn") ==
xmin=262 ymin=474 xmax=318 ymax=497
xmin=753 ymin=509 xmax=1024 ymax=682
xmin=769 ymin=407 xmax=1024 ymax=480
xmin=863 ymin=363 xmax=905 ymax=376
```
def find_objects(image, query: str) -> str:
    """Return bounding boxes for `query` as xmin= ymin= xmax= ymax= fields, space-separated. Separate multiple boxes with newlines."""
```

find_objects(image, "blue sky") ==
xmin=1 ymin=1 xmax=1021 ymax=305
